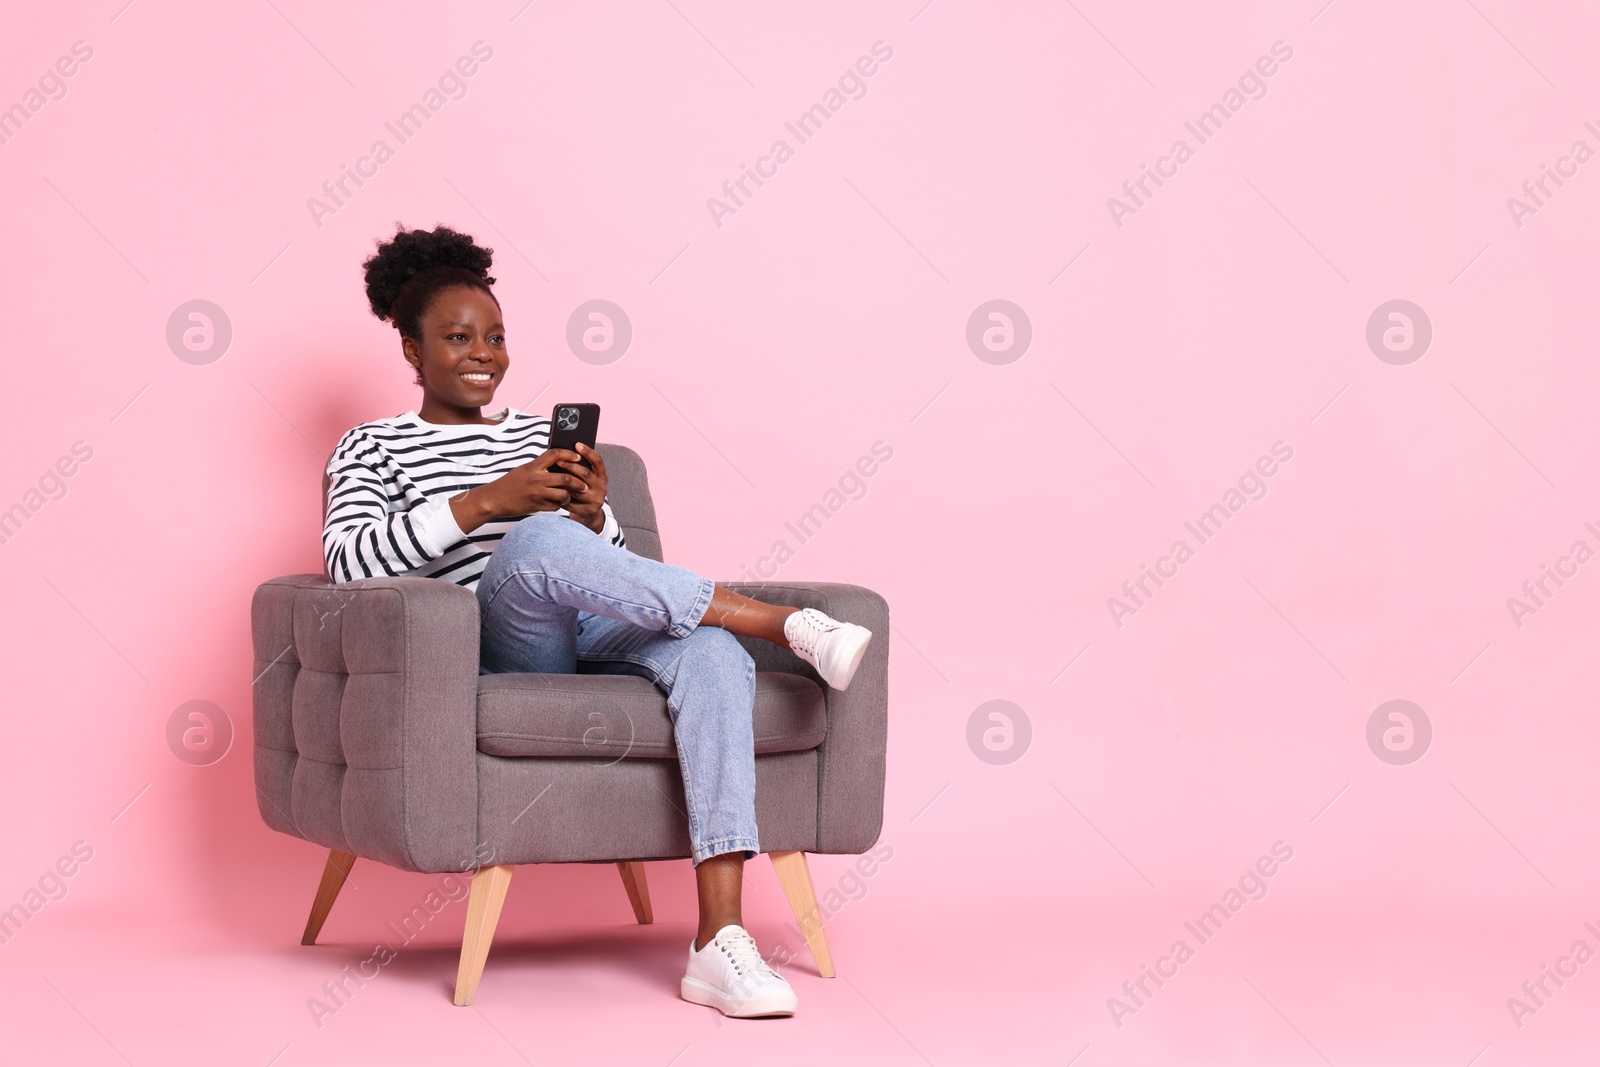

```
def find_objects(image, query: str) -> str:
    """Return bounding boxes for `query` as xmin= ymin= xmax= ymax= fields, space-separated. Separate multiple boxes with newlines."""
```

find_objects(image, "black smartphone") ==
xmin=548 ymin=402 xmax=601 ymax=475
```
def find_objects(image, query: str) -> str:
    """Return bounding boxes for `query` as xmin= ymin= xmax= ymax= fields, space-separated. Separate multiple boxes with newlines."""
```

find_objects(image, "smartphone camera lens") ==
xmin=557 ymin=407 xmax=578 ymax=430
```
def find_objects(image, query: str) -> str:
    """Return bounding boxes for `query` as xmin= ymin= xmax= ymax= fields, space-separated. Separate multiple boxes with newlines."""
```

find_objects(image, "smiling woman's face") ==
xmin=402 ymin=285 xmax=508 ymax=422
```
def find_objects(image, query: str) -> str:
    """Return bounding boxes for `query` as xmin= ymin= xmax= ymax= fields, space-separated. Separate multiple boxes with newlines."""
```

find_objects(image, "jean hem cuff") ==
xmin=691 ymin=836 xmax=760 ymax=866
xmin=670 ymin=575 xmax=717 ymax=639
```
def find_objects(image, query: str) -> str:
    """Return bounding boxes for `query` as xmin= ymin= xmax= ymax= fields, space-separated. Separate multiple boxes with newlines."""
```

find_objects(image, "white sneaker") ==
xmin=681 ymin=924 xmax=798 ymax=1018
xmin=783 ymin=607 xmax=873 ymax=690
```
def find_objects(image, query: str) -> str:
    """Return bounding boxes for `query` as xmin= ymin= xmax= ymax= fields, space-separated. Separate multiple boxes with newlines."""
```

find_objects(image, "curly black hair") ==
xmin=362 ymin=224 xmax=499 ymax=384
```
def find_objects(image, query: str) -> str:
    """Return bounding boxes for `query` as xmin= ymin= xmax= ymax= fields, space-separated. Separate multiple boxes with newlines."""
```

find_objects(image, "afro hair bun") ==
xmin=361 ymin=223 xmax=496 ymax=325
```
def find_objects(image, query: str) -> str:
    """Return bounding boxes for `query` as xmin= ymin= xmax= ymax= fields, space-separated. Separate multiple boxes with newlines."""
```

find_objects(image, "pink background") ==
xmin=4 ymin=1 xmax=1598 ymax=1063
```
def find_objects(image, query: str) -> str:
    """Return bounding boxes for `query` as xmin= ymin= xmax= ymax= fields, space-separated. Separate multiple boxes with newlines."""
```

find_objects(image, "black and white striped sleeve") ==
xmin=322 ymin=430 xmax=464 ymax=584
xmin=597 ymin=500 xmax=627 ymax=550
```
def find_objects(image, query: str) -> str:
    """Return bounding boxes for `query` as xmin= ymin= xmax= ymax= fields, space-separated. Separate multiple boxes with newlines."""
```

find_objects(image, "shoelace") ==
xmin=717 ymin=929 xmax=778 ymax=980
xmin=787 ymin=608 xmax=831 ymax=656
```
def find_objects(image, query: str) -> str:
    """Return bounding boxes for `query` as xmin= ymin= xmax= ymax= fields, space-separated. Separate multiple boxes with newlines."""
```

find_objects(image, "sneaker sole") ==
xmin=820 ymin=625 xmax=873 ymax=691
xmin=681 ymin=976 xmax=797 ymax=1018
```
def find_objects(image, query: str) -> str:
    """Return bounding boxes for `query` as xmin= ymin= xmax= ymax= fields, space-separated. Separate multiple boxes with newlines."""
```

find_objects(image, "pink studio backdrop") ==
xmin=3 ymin=2 xmax=1598 ymax=1064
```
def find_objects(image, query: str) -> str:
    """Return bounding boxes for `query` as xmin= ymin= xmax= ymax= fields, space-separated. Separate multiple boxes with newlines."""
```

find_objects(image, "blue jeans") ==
xmin=475 ymin=511 xmax=760 ymax=865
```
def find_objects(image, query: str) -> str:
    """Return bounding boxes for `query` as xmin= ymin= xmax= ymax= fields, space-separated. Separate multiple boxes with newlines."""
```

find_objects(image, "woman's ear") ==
xmin=401 ymin=336 xmax=426 ymax=387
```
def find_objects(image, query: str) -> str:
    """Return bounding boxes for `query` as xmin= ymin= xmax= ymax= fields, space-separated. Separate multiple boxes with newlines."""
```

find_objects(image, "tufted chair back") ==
xmin=257 ymin=442 xmax=666 ymax=872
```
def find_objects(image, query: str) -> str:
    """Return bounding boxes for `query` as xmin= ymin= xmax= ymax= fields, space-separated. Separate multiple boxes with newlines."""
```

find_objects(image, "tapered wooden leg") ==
xmin=769 ymin=851 xmax=836 ymax=977
xmin=616 ymin=861 xmax=654 ymax=924
xmin=301 ymin=849 xmax=357 ymax=946
xmin=454 ymin=864 xmax=515 ymax=1006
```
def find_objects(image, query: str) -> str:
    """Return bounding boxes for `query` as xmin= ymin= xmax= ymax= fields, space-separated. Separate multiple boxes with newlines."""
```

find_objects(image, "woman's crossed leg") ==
xmin=475 ymin=511 xmax=871 ymax=1017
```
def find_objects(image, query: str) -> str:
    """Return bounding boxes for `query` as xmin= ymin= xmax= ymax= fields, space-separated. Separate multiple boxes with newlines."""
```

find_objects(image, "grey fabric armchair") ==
xmin=250 ymin=443 xmax=890 ymax=1004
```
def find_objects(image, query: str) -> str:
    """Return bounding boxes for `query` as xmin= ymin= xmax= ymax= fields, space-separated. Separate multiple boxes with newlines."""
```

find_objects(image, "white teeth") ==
xmin=462 ymin=373 xmax=492 ymax=381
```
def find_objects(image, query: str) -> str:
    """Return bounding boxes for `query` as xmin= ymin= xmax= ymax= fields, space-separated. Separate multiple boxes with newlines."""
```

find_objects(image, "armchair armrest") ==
xmin=251 ymin=574 xmax=482 ymax=873
xmin=722 ymin=581 xmax=890 ymax=855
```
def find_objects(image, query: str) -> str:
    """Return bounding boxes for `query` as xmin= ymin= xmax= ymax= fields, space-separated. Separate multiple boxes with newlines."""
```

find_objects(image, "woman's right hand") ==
xmin=450 ymin=448 xmax=586 ymax=534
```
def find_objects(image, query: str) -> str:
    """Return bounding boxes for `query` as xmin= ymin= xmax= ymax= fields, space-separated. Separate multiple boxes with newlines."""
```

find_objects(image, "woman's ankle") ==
xmin=693 ymin=919 xmax=743 ymax=952
xmin=703 ymin=585 xmax=797 ymax=646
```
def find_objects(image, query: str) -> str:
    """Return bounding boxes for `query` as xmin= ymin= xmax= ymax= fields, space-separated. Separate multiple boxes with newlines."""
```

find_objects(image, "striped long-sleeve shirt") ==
xmin=322 ymin=406 xmax=626 ymax=591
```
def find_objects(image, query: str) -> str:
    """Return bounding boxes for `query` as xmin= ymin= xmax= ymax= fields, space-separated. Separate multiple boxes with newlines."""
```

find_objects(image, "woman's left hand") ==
xmin=560 ymin=442 xmax=610 ymax=532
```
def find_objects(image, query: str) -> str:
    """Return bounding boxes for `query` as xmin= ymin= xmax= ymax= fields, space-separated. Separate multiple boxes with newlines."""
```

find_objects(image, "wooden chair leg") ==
xmin=769 ymin=851 xmax=836 ymax=977
xmin=616 ymin=861 xmax=654 ymax=924
xmin=454 ymin=864 xmax=515 ymax=1007
xmin=301 ymin=849 xmax=357 ymax=946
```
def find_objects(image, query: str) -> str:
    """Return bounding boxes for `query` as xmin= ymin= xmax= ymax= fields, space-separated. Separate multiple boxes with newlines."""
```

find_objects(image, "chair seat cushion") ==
xmin=476 ymin=671 xmax=827 ymax=760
